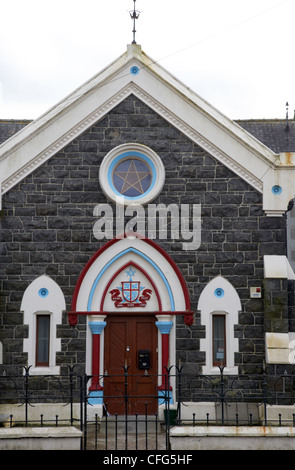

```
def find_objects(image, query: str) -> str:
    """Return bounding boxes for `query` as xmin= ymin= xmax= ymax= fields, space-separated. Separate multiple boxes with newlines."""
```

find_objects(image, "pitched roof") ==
xmin=0 ymin=44 xmax=294 ymax=215
xmin=236 ymin=119 xmax=295 ymax=154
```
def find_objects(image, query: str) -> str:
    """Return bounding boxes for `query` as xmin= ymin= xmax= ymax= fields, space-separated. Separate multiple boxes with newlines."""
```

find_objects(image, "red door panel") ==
xmin=104 ymin=315 xmax=158 ymax=414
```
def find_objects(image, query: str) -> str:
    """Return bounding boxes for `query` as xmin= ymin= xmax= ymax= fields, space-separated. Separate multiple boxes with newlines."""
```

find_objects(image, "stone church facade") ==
xmin=1 ymin=44 xmax=295 ymax=416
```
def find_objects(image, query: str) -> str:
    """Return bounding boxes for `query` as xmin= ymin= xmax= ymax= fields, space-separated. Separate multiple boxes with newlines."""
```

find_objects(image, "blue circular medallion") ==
xmin=272 ymin=185 xmax=282 ymax=195
xmin=214 ymin=288 xmax=224 ymax=298
xmin=38 ymin=288 xmax=49 ymax=298
xmin=130 ymin=66 xmax=139 ymax=75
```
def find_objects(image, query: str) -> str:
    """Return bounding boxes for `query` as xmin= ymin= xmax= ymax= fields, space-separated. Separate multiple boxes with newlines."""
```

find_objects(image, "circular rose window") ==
xmin=99 ymin=144 xmax=165 ymax=205
xmin=112 ymin=158 xmax=152 ymax=197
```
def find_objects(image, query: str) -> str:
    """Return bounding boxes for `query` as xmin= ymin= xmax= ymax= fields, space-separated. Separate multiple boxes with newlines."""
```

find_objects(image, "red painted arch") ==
xmin=70 ymin=232 xmax=191 ymax=312
xmin=99 ymin=261 xmax=162 ymax=311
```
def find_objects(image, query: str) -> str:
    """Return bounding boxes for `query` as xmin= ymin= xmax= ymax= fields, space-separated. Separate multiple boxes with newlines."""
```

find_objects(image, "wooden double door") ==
xmin=104 ymin=315 xmax=158 ymax=415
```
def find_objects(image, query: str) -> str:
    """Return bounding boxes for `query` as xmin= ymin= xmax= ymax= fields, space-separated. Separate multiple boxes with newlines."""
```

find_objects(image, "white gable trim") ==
xmin=130 ymin=84 xmax=264 ymax=192
xmin=0 ymin=81 xmax=265 ymax=197
xmin=1 ymin=44 xmax=295 ymax=214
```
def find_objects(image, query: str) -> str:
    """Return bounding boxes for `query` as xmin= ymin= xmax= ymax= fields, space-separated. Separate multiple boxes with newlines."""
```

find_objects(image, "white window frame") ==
xmin=198 ymin=276 xmax=240 ymax=375
xmin=22 ymin=275 xmax=65 ymax=375
xmin=34 ymin=311 xmax=52 ymax=369
xmin=99 ymin=143 xmax=165 ymax=206
xmin=35 ymin=313 xmax=51 ymax=367
xmin=212 ymin=312 xmax=227 ymax=367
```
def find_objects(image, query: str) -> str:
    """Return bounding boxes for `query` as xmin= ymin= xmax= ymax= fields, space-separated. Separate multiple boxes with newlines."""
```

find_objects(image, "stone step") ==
xmin=97 ymin=415 xmax=163 ymax=434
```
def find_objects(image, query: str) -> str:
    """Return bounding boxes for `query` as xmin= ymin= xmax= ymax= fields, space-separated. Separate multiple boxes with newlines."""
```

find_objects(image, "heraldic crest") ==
xmin=109 ymin=267 xmax=152 ymax=308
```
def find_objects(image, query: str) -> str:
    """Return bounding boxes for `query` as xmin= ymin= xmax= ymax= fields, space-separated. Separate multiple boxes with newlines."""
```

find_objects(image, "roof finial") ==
xmin=130 ymin=0 xmax=140 ymax=44
xmin=285 ymin=101 xmax=290 ymax=133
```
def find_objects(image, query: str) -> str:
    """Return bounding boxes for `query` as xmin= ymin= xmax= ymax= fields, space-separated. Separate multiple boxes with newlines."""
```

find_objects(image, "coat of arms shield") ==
xmin=121 ymin=281 xmax=141 ymax=302
xmin=109 ymin=267 xmax=153 ymax=308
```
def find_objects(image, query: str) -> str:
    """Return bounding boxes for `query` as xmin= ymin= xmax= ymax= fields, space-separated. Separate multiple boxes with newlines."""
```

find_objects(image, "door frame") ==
xmin=69 ymin=234 xmax=193 ymax=415
xmin=103 ymin=313 xmax=159 ymax=414
xmin=85 ymin=311 xmax=175 ymax=411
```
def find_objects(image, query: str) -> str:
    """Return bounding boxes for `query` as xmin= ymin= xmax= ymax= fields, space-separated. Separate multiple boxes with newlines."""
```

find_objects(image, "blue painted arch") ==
xmin=87 ymin=247 xmax=175 ymax=311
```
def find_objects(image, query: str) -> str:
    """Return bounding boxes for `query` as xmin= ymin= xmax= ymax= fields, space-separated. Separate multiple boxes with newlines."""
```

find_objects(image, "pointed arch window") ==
xmin=198 ymin=276 xmax=240 ymax=375
xmin=21 ymin=275 xmax=65 ymax=375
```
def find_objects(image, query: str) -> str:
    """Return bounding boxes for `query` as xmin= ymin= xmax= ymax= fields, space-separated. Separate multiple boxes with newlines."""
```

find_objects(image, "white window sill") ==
xmin=202 ymin=365 xmax=239 ymax=376
xmin=24 ymin=366 xmax=60 ymax=376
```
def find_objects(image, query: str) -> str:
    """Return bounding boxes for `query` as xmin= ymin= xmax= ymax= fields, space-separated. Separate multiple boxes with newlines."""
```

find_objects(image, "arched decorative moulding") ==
xmin=100 ymin=261 xmax=162 ymax=311
xmin=68 ymin=232 xmax=192 ymax=324
xmin=21 ymin=275 xmax=65 ymax=375
xmin=68 ymin=233 xmax=193 ymax=391
xmin=198 ymin=276 xmax=241 ymax=375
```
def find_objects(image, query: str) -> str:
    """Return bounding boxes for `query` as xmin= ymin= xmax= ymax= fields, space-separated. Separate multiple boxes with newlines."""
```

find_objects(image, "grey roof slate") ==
xmin=0 ymin=120 xmax=31 ymax=145
xmin=236 ymin=119 xmax=295 ymax=153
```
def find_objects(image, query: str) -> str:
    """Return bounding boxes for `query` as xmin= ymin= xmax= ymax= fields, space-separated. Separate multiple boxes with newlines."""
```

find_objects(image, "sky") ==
xmin=0 ymin=0 xmax=294 ymax=121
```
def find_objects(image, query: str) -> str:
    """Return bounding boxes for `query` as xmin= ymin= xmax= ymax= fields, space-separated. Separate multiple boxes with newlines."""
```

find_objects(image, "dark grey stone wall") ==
xmin=0 ymin=94 xmax=290 ymax=380
xmin=264 ymin=279 xmax=289 ymax=333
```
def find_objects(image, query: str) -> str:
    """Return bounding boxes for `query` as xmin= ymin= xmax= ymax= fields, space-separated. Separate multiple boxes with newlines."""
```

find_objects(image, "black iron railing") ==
xmin=1 ymin=365 xmax=295 ymax=449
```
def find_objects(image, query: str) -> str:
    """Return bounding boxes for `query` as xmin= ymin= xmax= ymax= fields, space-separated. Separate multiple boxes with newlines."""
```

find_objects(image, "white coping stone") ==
xmin=170 ymin=426 xmax=295 ymax=450
xmin=0 ymin=427 xmax=82 ymax=450
xmin=264 ymin=255 xmax=295 ymax=280
xmin=170 ymin=426 xmax=295 ymax=437
xmin=265 ymin=332 xmax=290 ymax=349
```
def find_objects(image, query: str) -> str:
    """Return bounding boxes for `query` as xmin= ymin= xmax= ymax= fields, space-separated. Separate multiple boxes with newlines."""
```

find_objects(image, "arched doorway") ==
xmin=68 ymin=233 xmax=193 ymax=414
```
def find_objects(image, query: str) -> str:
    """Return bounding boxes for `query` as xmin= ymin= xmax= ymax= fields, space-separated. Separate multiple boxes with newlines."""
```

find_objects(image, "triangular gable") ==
xmin=1 ymin=44 xmax=294 ymax=214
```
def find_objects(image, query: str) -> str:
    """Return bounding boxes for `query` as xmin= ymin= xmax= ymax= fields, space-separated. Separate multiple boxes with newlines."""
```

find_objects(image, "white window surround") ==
xmin=22 ymin=275 xmax=65 ymax=375
xmin=99 ymin=143 xmax=165 ymax=206
xmin=198 ymin=276 xmax=240 ymax=375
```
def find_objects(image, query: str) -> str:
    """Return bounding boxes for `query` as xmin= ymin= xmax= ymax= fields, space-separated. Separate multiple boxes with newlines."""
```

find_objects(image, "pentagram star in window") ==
xmin=112 ymin=158 xmax=152 ymax=197
xmin=100 ymin=144 xmax=165 ymax=205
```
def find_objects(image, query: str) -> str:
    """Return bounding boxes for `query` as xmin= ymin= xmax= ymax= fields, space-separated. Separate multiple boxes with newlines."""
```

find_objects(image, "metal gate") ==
xmin=80 ymin=367 xmax=172 ymax=450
